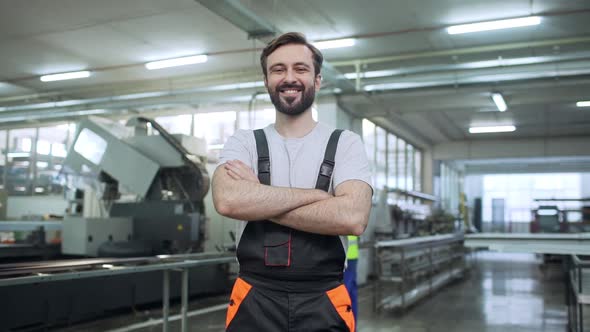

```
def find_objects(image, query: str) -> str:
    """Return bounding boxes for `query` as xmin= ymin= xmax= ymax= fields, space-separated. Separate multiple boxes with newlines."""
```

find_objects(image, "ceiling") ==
xmin=1 ymin=0 xmax=590 ymax=163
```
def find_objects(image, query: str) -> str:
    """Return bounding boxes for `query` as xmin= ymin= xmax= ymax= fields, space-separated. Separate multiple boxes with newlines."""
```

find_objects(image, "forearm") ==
xmin=271 ymin=180 xmax=372 ymax=236
xmin=271 ymin=196 xmax=369 ymax=236
xmin=213 ymin=168 xmax=331 ymax=221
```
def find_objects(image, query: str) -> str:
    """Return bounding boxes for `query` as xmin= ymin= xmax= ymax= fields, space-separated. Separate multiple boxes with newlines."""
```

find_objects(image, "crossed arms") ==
xmin=212 ymin=160 xmax=372 ymax=236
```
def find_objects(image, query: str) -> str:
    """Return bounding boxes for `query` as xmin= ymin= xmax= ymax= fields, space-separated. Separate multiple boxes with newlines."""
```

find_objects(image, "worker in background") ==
xmin=344 ymin=235 xmax=359 ymax=325
xmin=212 ymin=32 xmax=373 ymax=331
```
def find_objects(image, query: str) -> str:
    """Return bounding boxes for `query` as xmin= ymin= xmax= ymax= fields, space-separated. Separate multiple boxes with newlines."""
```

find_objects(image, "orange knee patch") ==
xmin=226 ymin=278 xmax=253 ymax=329
xmin=326 ymin=284 xmax=355 ymax=332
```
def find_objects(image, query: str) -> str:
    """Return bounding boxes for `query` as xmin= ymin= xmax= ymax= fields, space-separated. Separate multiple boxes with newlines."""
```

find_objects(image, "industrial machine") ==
xmin=0 ymin=117 xmax=233 ymax=331
xmin=61 ymin=116 xmax=210 ymax=256
xmin=533 ymin=205 xmax=562 ymax=233
xmin=531 ymin=198 xmax=590 ymax=233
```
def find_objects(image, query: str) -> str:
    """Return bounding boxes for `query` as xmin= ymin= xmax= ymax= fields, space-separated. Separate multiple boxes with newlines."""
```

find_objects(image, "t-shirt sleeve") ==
xmin=332 ymin=130 xmax=373 ymax=193
xmin=217 ymin=129 xmax=255 ymax=169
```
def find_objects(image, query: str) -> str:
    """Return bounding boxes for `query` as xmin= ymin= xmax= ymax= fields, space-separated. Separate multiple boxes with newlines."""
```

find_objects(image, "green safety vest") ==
xmin=347 ymin=235 xmax=359 ymax=260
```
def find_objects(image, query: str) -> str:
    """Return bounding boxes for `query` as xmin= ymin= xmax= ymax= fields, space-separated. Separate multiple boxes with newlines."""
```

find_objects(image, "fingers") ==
xmin=224 ymin=160 xmax=259 ymax=183
xmin=225 ymin=160 xmax=247 ymax=176
xmin=224 ymin=163 xmax=242 ymax=179
xmin=226 ymin=168 xmax=241 ymax=180
xmin=228 ymin=159 xmax=249 ymax=171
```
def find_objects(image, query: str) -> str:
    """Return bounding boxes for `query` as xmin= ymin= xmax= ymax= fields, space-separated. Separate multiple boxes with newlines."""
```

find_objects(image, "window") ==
xmin=194 ymin=111 xmax=237 ymax=162
xmin=440 ymin=163 xmax=461 ymax=214
xmin=397 ymin=137 xmax=406 ymax=190
xmin=414 ymin=150 xmax=422 ymax=192
xmin=35 ymin=125 xmax=72 ymax=195
xmin=155 ymin=114 xmax=193 ymax=135
xmin=386 ymin=133 xmax=397 ymax=189
xmin=482 ymin=173 xmax=582 ymax=223
xmin=74 ymin=128 xmax=107 ymax=166
xmin=362 ymin=118 xmax=423 ymax=196
xmin=6 ymin=128 xmax=36 ymax=195
xmin=0 ymin=130 xmax=6 ymax=189
xmin=238 ymin=108 xmax=274 ymax=130
xmin=406 ymin=144 xmax=414 ymax=191
xmin=375 ymin=127 xmax=387 ymax=190
xmin=362 ymin=119 xmax=376 ymax=188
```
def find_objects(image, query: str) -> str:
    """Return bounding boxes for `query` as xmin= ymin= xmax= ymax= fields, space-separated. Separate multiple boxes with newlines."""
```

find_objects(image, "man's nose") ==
xmin=284 ymin=68 xmax=297 ymax=83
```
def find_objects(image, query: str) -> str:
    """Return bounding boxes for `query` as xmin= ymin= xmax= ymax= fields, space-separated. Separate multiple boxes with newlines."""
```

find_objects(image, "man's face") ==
xmin=265 ymin=44 xmax=322 ymax=116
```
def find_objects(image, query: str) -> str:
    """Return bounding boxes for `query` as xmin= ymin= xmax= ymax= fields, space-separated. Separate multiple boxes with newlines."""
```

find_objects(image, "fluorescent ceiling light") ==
xmin=577 ymin=100 xmax=590 ymax=107
xmin=447 ymin=16 xmax=541 ymax=35
xmin=7 ymin=152 xmax=30 ymax=158
xmin=40 ymin=71 xmax=91 ymax=82
xmin=205 ymin=81 xmax=265 ymax=91
xmin=313 ymin=38 xmax=356 ymax=50
xmin=344 ymin=69 xmax=402 ymax=80
xmin=491 ymin=93 xmax=507 ymax=112
xmin=145 ymin=54 xmax=208 ymax=70
xmin=469 ymin=125 xmax=516 ymax=134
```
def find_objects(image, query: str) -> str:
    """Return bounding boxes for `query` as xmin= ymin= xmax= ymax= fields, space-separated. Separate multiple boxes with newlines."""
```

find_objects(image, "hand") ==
xmin=224 ymin=160 xmax=260 ymax=184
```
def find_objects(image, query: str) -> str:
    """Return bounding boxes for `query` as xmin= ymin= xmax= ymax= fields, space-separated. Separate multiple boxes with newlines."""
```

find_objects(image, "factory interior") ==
xmin=1 ymin=1 xmax=590 ymax=331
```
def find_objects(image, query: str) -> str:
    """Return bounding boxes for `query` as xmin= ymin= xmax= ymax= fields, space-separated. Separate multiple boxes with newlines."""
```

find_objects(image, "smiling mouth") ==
xmin=278 ymin=86 xmax=303 ymax=96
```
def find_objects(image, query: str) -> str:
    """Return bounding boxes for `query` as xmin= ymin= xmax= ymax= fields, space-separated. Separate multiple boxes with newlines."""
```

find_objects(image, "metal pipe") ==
xmin=4 ymin=51 xmax=590 ymax=118
xmin=363 ymin=60 xmax=590 ymax=92
xmin=162 ymin=270 xmax=170 ymax=332
xmin=181 ymin=268 xmax=189 ymax=332
xmin=332 ymin=36 xmax=590 ymax=67
xmin=0 ymin=255 xmax=235 ymax=286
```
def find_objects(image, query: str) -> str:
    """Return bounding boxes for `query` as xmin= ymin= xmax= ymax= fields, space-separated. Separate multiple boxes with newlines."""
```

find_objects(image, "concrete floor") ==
xmin=56 ymin=251 xmax=568 ymax=332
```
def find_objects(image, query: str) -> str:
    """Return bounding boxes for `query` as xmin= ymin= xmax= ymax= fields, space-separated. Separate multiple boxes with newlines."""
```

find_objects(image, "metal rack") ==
xmin=0 ymin=252 xmax=235 ymax=332
xmin=373 ymin=233 xmax=465 ymax=312
xmin=568 ymin=255 xmax=590 ymax=331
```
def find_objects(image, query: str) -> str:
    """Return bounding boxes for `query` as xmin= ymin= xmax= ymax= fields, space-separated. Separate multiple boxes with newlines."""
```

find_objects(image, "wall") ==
xmin=464 ymin=175 xmax=483 ymax=207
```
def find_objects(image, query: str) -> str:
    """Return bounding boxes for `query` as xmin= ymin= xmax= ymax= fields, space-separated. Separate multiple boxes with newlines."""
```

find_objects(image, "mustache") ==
xmin=275 ymin=83 xmax=304 ymax=91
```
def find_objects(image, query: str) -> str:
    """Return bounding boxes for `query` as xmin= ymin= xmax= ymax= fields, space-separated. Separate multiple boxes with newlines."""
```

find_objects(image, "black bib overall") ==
xmin=225 ymin=128 xmax=355 ymax=331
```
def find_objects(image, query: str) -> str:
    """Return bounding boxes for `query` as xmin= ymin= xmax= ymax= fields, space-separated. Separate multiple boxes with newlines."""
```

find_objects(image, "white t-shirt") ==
xmin=217 ymin=122 xmax=373 ymax=254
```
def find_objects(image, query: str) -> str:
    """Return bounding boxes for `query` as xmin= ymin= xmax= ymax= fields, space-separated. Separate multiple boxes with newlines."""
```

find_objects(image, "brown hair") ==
xmin=260 ymin=32 xmax=323 ymax=78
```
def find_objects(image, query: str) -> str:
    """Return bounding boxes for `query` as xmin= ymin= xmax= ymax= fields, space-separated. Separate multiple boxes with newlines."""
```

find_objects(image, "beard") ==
xmin=268 ymin=82 xmax=316 ymax=116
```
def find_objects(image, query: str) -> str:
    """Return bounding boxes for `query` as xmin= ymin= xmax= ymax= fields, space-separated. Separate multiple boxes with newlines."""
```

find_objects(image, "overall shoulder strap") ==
xmin=315 ymin=129 xmax=344 ymax=192
xmin=253 ymin=129 xmax=271 ymax=185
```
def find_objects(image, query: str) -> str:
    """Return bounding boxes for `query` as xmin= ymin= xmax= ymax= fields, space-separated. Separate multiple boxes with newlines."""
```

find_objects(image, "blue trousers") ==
xmin=343 ymin=259 xmax=358 ymax=322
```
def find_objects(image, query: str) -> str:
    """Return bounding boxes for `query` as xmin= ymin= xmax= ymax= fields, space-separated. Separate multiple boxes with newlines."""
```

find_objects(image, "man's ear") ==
xmin=264 ymin=77 xmax=268 ymax=89
xmin=315 ymin=74 xmax=322 ymax=90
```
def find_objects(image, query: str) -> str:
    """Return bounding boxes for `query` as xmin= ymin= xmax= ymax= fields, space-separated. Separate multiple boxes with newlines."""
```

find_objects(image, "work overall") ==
xmin=225 ymin=129 xmax=355 ymax=332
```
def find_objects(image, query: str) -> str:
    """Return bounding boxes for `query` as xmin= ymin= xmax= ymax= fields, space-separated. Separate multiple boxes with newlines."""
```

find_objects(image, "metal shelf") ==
xmin=567 ymin=255 xmax=590 ymax=331
xmin=385 ymin=187 xmax=438 ymax=202
xmin=377 ymin=267 xmax=464 ymax=310
xmin=373 ymin=233 xmax=465 ymax=312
